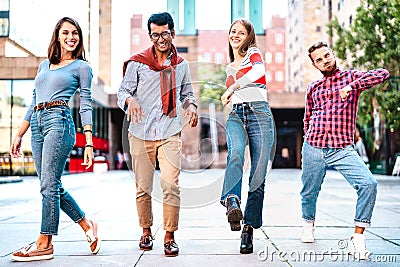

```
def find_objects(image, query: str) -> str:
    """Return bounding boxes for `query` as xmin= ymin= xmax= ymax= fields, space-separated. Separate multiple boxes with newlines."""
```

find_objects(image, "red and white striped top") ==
xmin=225 ymin=46 xmax=268 ymax=104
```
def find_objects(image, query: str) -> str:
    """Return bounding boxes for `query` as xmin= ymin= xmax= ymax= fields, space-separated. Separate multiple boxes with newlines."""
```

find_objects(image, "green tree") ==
xmin=7 ymin=96 xmax=26 ymax=107
xmin=198 ymin=63 xmax=226 ymax=110
xmin=328 ymin=0 xmax=400 ymax=131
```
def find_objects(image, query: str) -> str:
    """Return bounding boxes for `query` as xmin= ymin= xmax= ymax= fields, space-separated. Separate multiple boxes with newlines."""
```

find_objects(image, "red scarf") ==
xmin=123 ymin=45 xmax=184 ymax=118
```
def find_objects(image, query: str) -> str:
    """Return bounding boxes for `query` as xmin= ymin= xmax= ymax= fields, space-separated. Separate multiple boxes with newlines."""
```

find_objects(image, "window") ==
xmin=275 ymin=52 xmax=283 ymax=63
xmin=316 ymin=26 xmax=321 ymax=32
xmin=177 ymin=47 xmax=188 ymax=53
xmin=265 ymin=52 xmax=272 ymax=64
xmin=132 ymin=34 xmax=140 ymax=46
xmin=215 ymin=53 xmax=223 ymax=64
xmin=275 ymin=33 xmax=283 ymax=45
xmin=204 ymin=53 xmax=211 ymax=62
xmin=275 ymin=71 xmax=283 ymax=82
xmin=0 ymin=17 xmax=8 ymax=36
xmin=1 ymin=79 xmax=36 ymax=175
xmin=0 ymin=0 xmax=9 ymax=37
xmin=266 ymin=71 xmax=272 ymax=82
xmin=349 ymin=15 xmax=352 ymax=25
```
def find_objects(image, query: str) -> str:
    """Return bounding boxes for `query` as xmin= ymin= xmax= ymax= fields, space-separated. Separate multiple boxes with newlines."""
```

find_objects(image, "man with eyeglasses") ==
xmin=300 ymin=41 xmax=389 ymax=260
xmin=117 ymin=12 xmax=198 ymax=257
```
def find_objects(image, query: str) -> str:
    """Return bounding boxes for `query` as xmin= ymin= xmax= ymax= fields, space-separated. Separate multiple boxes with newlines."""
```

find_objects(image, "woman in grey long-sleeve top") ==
xmin=9 ymin=17 xmax=101 ymax=262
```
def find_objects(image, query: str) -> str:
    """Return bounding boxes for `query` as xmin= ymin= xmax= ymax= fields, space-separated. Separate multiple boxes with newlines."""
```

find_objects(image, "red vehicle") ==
xmin=66 ymin=101 xmax=110 ymax=173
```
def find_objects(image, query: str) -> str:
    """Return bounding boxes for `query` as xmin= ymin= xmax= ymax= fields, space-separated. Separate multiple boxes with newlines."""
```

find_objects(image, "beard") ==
xmin=321 ymin=62 xmax=337 ymax=76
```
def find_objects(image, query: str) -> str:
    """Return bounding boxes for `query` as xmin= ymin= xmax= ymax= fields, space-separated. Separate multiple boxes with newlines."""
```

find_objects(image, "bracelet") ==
xmin=227 ymin=88 xmax=234 ymax=93
xmin=84 ymin=129 xmax=92 ymax=133
xmin=85 ymin=144 xmax=94 ymax=148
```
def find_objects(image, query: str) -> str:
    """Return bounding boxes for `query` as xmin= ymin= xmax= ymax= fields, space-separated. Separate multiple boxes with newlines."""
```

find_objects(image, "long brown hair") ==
xmin=228 ymin=18 xmax=257 ymax=62
xmin=48 ymin=17 xmax=86 ymax=64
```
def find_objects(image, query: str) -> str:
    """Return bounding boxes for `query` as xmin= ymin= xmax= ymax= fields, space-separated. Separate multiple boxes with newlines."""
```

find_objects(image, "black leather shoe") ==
xmin=226 ymin=196 xmax=243 ymax=231
xmin=240 ymin=225 xmax=253 ymax=254
xmin=164 ymin=240 xmax=179 ymax=257
xmin=139 ymin=234 xmax=153 ymax=251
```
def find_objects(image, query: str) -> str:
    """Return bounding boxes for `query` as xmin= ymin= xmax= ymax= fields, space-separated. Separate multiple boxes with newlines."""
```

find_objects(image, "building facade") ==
xmin=286 ymin=0 xmax=328 ymax=93
xmin=265 ymin=15 xmax=286 ymax=93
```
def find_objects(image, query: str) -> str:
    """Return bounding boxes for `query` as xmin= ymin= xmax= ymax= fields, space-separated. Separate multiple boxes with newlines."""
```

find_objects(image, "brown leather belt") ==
xmin=34 ymin=100 xmax=69 ymax=111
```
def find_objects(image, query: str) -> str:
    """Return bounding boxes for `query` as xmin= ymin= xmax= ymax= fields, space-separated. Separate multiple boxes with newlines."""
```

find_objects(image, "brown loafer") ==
xmin=139 ymin=234 xmax=153 ymax=251
xmin=11 ymin=244 xmax=54 ymax=262
xmin=164 ymin=240 xmax=179 ymax=257
xmin=85 ymin=220 xmax=101 ymax=254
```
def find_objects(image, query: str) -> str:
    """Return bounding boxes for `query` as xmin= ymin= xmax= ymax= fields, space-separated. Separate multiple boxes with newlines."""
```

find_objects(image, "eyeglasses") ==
xmin=308 ymin=41 xmax=328 ymax=54
xmin=149 ymin=31 xmax=171 ymax=41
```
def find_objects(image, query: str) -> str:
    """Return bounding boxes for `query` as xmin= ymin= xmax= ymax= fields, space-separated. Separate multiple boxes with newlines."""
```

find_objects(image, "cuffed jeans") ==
xmin=128 ymin=133 xmax=181 ymax=232
xmin=30 ymin=106 xmax=85 ymax=235
xmin=300 ymin=141 xmax=377 ymax=227
xmin=221 ymin=101 xmax=275 ymax=229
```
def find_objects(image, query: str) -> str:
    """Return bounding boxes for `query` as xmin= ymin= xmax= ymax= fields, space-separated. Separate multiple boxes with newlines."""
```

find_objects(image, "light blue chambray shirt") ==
xmin=117 ymin=54 xmax=197 ymax=141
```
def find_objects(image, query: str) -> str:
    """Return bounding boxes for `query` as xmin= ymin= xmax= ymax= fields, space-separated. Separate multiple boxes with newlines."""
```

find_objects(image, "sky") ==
xmin=9 ymin=0 xmax=287 ymax=56
xmin=9 ymin=0 xmax=89 ymax=55
xmin=128 ymin=0 xmax=288 ymax=31
xmin=9 ymin=0 xmax=287 ymax=90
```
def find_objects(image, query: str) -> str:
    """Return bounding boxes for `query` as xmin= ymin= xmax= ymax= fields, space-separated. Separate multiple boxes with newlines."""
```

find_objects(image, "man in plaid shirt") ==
xmin=299 ymin=41 xmax=390 ymax=260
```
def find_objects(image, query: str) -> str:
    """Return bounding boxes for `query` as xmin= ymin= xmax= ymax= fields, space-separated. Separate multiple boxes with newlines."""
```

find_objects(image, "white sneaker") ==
xmin=300 ymin=221 xmax=315 ymax=243
xmin=348 ymin=233 xmax=371 ymax=260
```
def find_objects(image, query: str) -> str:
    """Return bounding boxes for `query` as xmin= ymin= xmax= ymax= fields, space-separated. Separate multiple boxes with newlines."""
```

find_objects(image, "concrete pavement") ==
xmin=0 ymin=169 xmax=399 ymax=266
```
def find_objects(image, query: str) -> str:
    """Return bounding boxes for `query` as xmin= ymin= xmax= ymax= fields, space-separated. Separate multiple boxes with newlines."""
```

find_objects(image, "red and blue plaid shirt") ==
xmin=304 ymin=68 xmax=390 ymax=148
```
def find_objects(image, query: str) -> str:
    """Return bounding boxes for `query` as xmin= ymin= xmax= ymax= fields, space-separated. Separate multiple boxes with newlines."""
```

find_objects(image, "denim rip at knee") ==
xmin=300 ymin=141 xmax=377 ymax=227
xmin=30 ymin=106 xmax=85 ymax=235
xmin=221 ymin=101 xmax=275 ymax=228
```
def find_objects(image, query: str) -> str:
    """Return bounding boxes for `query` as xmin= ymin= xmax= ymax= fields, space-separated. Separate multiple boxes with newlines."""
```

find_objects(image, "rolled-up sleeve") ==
xmin=117 ymin=61 xmax=139 ymax=112
xmin=178 ymin=61 xmax=197 ymax=108
xmin=349 ymin=68 xmax=390 ymax=91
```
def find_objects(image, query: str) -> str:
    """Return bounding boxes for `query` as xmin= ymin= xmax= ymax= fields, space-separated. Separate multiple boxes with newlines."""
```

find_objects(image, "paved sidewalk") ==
xmin=0 ymin=169 xmax=399 ymax=266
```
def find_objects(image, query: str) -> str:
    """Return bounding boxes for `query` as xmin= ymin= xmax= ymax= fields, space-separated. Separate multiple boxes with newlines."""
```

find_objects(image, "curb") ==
xmin=0 ymin=176 xmax=23 ymax=184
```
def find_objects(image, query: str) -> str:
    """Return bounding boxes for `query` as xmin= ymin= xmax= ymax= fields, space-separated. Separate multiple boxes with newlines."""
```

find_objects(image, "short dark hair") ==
xmin=308 ymin=40 xmax=329 ymax=61
xmin=147 ymin=12 xmax=174 ymax=33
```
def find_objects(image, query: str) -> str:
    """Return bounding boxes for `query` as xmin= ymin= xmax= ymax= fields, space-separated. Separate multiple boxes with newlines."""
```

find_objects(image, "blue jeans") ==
xmin=30 ymin=106 xmax=85 ymax=235
xmin=221 ymin=101 xmax=275 ymax=229
xmin=300 ymin=141 xmax=377 ymax=227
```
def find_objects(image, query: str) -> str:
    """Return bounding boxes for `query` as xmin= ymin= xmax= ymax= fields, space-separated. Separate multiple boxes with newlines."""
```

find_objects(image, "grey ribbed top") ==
xmin=24 ymin=59 xmax=93 ymax=126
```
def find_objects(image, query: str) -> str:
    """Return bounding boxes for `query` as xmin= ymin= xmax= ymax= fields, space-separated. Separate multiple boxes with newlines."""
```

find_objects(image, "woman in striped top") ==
xmin=220 ymin=18 xmax=275 ymax=254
